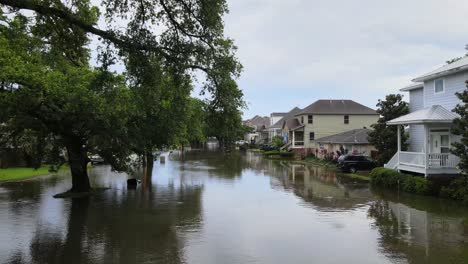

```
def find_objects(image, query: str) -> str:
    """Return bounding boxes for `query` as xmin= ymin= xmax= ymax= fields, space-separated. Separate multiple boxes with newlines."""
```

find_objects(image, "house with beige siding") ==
xmin=282 ymin=100 xmax=379 ymax=155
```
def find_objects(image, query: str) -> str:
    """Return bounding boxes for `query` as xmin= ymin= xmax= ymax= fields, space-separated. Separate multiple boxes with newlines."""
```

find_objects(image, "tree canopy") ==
xmin=368 ymin=94 xmax=409 ymax=166
xmin=451 ymin=84 xmax=468 ymax=175
xmin=0 ymin=0 xmax=244 ymax=193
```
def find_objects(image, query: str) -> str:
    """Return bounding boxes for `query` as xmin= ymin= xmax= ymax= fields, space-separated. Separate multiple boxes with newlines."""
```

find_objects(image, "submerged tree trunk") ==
xmin=65 ymin=139 xmax=90 ymax=193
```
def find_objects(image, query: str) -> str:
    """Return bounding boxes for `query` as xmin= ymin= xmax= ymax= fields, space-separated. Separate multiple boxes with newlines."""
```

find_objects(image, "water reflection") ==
xmin=1 ymin=151 xmax=468 ymax=264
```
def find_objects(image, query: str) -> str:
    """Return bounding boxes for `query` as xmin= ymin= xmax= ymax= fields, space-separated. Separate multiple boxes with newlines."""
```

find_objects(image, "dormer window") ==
xmin=434 ymin=79 xmax=444 ymax=94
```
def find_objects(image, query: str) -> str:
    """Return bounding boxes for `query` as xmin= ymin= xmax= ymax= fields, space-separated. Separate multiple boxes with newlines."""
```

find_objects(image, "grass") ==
xmin=301 ymin=156 xmax=338 ymax=170
xmin=0 ymin=165 xmax=66 ymax=182
xmin=339 ymin=173 xmax=371 ymax=182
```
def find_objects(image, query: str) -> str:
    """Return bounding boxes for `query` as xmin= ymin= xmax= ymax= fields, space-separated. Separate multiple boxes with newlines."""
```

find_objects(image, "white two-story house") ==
xmin=385 ymin=57 xmax=466 ymax=176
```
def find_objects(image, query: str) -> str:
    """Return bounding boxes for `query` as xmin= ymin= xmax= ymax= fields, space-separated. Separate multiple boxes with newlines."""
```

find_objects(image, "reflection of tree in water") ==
xmin=8 ymin=180 xmax=204 ymax=264
xmin=368 ymin=198 xmax=468 ymax=264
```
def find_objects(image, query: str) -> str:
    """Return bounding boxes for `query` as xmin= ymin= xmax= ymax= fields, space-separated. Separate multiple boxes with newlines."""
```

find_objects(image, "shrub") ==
xmin=439 ymin=176 xmax=468 ymax=204
xmin=370 ymin=167 xmax=432 ymax=195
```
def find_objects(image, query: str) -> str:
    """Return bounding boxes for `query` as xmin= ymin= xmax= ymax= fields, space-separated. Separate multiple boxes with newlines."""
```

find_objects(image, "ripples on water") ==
xmin=0 ymin=150 xmax=468 ymax=264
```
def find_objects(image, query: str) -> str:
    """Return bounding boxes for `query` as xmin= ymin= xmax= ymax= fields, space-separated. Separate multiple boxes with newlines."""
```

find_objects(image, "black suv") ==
xmin=337 ymin=154 xmax=375 ymax=173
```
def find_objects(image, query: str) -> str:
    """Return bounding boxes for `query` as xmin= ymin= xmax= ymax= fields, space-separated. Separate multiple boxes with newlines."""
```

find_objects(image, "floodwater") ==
xmin=1 ymin=151 xmax=468 ymax=264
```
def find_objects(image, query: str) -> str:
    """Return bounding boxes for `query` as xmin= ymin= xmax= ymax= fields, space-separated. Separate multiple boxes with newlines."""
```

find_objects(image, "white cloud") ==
xmin=224 ymin=0 xmax=468 ymax=118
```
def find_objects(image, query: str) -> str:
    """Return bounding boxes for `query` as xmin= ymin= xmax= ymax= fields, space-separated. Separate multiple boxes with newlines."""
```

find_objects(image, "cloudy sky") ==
xmin=221 ymin=0 xmax=468 ymax=119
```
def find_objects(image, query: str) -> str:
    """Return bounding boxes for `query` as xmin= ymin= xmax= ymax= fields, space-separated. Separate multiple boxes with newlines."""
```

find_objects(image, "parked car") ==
xmin=261 ymin=144 xmax=276 ymax=151
xmin=89 ymin=154 xmax=104 ymax=165
xmin=337 ymin=154 xmax=375 ymax=173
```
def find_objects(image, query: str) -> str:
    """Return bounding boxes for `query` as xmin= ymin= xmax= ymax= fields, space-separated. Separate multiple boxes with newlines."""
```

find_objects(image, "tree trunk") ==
xmin=144 ymin=152 xmax=154 ymax=175
xmin=65 ymin=139 xmax=90 ymax=193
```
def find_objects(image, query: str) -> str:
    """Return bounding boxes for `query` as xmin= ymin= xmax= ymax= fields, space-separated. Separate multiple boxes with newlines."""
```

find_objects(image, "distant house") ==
xmin=263 ymin=112 xmax=287 ymax=142
xmin=282 ymin=100 xmax=379 ymax=156
xmin=315 ymin=128 xmax=376 ymax=158
xmin=385 ymin=57 xmax=467 ymax=176
xmin=243 ymin=115 xmax=270 ymax=144
xmin=264 ymin=107 xmax=301 ymax=143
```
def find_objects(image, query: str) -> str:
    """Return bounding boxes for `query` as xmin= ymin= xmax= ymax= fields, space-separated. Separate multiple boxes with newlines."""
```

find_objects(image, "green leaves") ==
xmin=451 ymin=85 xmax=468 ymax=175
xmin=368 ymin=94 xmax=409 ymax=166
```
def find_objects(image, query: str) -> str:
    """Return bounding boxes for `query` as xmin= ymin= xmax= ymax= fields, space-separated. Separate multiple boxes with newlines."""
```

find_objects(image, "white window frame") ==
xmin=434 ymin=78 xmax=445 ymax=94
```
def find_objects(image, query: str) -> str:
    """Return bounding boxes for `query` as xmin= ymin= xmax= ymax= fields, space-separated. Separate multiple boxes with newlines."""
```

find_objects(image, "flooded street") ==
xmin=1 ymin=151 xmax=468 ymax=264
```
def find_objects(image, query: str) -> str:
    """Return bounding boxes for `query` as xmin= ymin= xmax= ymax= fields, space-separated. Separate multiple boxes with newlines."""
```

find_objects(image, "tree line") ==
xmin=0 ymin=0 xmax=246 ymax=193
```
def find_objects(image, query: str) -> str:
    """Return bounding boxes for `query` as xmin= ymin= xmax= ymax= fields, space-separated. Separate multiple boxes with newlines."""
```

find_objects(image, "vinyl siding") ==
xmin=408 ymin=125 xmax=425 ymax=152
xmin=299 ymin=114 xmax=379 ymax=148
xmin=423 ymin=71 xmax=467 ymax=110
xmin=408 ymin=88 xmax=425 ymax=152
xmin=409 ymin=88 xmax=424 ymax=112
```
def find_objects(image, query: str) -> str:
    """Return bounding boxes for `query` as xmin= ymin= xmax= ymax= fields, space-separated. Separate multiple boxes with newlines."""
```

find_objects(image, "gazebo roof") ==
xmin=387 ymin=105 xmax=459 ymax=125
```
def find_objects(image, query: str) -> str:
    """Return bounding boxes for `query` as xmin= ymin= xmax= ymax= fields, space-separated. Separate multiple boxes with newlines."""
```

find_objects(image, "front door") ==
xmin=431 ymin=131 xmax=450 ymax=153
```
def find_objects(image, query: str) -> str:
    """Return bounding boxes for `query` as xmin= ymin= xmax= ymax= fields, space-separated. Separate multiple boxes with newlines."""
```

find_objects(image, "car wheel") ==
xmin=349 ymin=167 xmax=357 ymax=173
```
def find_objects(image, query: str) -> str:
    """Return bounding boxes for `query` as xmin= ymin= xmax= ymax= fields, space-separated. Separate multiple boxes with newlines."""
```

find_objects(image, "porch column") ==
xmin=424 ymin=125 xmax=429 ymax=176
xmin=397 ymin=125 xmax=401 ymax=152
xmin=397 ymin=125 xmax=401 ymax=166
xmin=292 ymin=131 xmax=295 ymax=148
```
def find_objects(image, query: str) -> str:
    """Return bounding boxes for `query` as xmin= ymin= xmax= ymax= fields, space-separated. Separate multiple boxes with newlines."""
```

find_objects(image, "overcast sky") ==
xmin=222 ymin=0 xmax=468 ymax=119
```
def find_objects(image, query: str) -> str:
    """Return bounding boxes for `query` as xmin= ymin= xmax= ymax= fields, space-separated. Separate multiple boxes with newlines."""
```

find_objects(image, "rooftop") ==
xmin=400 ymin=83 xmax=424 ymax=92
xmin=387 ymin=105 xmax=459 ymax=125
xmin=297 ymin=100 xmax=377 ymax=116
xmin=413 ymin=56 xmax=468 ymax=82
xmin=268 ymin=107 xmax=302 ymax=129
xmin=316 ymin=129 xmax=372 ymax=145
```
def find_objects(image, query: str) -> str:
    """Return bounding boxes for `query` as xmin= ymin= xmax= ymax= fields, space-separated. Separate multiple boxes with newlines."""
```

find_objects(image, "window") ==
xmin=301 ymin=116 xmax=304 ymax=124
xmin=434 ymin=79 xmax=444 ymax=94
xmin=308 ymin=115 xmax=313 ymax=124
xmin=344 ymin=115 xmax=349 ymax=124
xmin=309 ymin=132 xmax=315 ymax=141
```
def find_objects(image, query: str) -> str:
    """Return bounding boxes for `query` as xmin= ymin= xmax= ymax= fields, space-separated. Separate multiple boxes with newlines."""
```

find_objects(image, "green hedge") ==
xmin=263 ymin=151 xmax=294 ymax=157
xmin=369 ymin=167 xmax=432 ymax=195
xmin=439 ymin=177 xmax=468 ymax=204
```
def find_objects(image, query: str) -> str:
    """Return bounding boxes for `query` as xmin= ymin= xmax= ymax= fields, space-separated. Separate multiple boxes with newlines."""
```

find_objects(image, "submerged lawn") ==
xmin=0 ymin=166 xmax=62 ymax=182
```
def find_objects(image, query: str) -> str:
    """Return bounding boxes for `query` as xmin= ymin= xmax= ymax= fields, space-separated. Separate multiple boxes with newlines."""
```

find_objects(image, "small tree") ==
xmin=368 ymin=94 xmax=409 ymax=166
xmin=451 ymin=84 xmax=468 ymax=175
xmin=271 ymin=136 xmax=285 ymax=149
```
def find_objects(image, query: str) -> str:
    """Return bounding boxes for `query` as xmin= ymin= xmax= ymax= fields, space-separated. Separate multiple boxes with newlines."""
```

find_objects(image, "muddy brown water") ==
xmin=1 ymin=150 xmax=468 ymax=264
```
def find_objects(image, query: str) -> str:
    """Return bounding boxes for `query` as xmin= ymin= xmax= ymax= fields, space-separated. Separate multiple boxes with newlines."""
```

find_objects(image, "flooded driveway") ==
xmin=1 ymin=151 xmax=468 ymax=264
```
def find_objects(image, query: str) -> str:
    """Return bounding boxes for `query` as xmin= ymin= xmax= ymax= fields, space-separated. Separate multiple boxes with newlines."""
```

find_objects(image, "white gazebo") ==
xmin=385 ymin=105 xmax=461 ymax=176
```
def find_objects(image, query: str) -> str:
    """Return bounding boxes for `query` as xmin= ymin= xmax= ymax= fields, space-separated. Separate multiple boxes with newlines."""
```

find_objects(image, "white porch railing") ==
xmin=293 ymin=141 xmax=304 ymax=147
xmin=399 ymin=152 xmax=426 ymax=168
xmin=428 ymin=153 xmax=460 ymax=168
xmin=384 ymin=152 xmax=399 ymax=169
xmin=397 ymin=151 xmax=460 ymax=169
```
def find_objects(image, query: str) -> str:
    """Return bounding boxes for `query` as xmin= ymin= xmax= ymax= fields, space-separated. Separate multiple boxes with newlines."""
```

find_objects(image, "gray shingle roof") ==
xmin=284 ymin=118 xmax=304 ymax=131
xmin=387 ymin=105 xmax=459 ymax=125
xmin=269 ymin=107 xmax=302 ymax=129
xmin=315 ymin=129 xmax=372 ymax=145
xmin=297 ymin=100 xmax=377 ymax=116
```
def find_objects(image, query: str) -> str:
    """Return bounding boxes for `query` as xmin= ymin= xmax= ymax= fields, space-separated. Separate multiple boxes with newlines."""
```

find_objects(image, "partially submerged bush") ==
xmin=439 ymin=176 xmax=468 ymax=204
xmin=370 ymin=167 xmax=432 ymax=195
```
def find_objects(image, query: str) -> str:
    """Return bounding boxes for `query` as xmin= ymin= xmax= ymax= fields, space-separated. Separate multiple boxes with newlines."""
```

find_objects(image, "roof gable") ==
xmin=269 ymin=107 xmax=302 ymax=129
